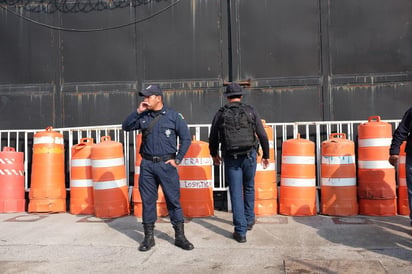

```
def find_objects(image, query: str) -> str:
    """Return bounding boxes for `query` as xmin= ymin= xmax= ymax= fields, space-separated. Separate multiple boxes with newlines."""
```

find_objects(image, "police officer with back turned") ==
xmin=122 ymin=84 xmax=194 ymax=251
xmin=209 ymin=83 xmax=270 ymax=243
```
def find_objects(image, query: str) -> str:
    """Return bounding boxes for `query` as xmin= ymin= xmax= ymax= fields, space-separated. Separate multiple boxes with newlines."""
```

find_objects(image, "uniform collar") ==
xmin=151 ymin=106 xmax=167 ymax=117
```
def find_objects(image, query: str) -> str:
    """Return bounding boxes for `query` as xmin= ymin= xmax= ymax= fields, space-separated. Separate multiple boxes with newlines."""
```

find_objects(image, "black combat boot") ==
xmin=138 ymin=223 xmax=155 ymax=252
xmin=173 ymin=222 xmax=194 ymax=250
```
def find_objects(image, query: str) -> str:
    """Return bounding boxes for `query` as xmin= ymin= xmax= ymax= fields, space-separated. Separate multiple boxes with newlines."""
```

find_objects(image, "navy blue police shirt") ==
xmin=122 ymin=105 xmax=191 ymax=162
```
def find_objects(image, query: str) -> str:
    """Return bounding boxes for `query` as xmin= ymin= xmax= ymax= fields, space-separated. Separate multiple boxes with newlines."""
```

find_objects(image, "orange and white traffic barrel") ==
xmin=321 ymin=133 xmax=358 ymax=216
xmin=178 ymin=138 xmax=214 ymax=217
xmin=254 ymin=120 xmax=277 ymax=216
xmin=91 ymin=136 xmax=129 ymax=218
xmin=279 ymin=134 xmax=316 ymax=216
xmin=29 ymin=127 xmax=66 ymax=213
xmin=133 ymin=134 xmax=168 ymax=217
xmin=132 ymin=134 xmax=143 ymax=217
xmin=397 ymin=142 xmax=409 ymax=216
xmin=70 ymin=138 xmax=94 ymax=215
xmin=0 ymin=147 xmax=25 ymax=212
xmin=357 ymin=116 xmax=397 ymax=216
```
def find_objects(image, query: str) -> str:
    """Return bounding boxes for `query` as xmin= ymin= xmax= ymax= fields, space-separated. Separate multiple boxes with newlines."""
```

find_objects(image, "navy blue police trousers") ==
xmin=138 ymin=159 xmax=185 ymax=224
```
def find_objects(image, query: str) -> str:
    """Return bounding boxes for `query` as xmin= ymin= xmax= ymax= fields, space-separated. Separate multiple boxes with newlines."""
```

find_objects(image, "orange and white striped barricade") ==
xmin=179 ymin=139 xmax=214 ymax=217
xmin=91 ymin=136 xmax=129 ymax=218
xmin=0 ymin=147 xmax=25 ymax=212
xmin=397 ymin=142 xmax=410 ymax=216
xmin=279 ymin=134 xmax=316 ymax=216
xmin=29 ymin=127 xmax=66 ymax=213
xmin=321 ymin=133 xmax=358 ymax=216
xmin=70 ymin=138 xmax=94 ymax=215
xmin=254 ymin=120 xmax=277 ymax=216
xmin=357 ymin=116 xmax=397 ymax=215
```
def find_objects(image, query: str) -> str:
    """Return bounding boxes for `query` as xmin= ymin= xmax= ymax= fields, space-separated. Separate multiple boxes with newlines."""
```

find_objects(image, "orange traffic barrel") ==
xmin=0 ymin=147 xmax=25 ymax=212
xmin=279 ymin=134 xmax=316 ymax=216
xmin=178 ymin=138 xmax=214 ymax=217
xmin=91 ymin=136 xmax=129 ymax=218
xmin=321 ymin=133 xmax=358 ymax=216
xmin=132 ymin=134 xmax=168 ymax=217
xmin=357 ymin=116 xmax=397 ymax=215
xmin=397 ymin=142 xmax=410 ymax=216
xmin=254 ymin=120 xmax=277 ymax=216
xmin=29 ymin=127 xmax=66 ymax=213
xmin=70 ymin=138 xmax=94 ymax=215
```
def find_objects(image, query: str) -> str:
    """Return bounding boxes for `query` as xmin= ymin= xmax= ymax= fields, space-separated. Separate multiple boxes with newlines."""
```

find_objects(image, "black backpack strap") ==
xmin=142 ymin=114 xmax=162 ymax=140
xmin=239 ymin=103 xmax=256 ymax=127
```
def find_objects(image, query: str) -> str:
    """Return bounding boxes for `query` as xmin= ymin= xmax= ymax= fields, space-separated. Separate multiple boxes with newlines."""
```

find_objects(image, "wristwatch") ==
xmin=175 ymin=158 xmax=181 ymax=165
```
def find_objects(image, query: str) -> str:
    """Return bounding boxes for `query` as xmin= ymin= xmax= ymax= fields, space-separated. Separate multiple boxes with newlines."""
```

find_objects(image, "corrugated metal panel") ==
xmin=232 ymin=0 xmax=321 ymax=79
xmin=0 ymin=84 xmax=55 ymax=129
xmin=330 ymin=0 xmax=412 ymax=74
xmin=137 ymin=0 xmax=227 ymax=81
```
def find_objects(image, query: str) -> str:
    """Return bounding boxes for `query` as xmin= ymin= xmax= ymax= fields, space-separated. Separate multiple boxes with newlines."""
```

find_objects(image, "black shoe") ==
xmin=175 ymin=237 xmax=194 ymax=250
xmin=173 ymin=222 xmax=194 ymax=251
xmin=233 ymin=232 xmax=247 ymax=243
xmin=139 ymin=223 xmax=155 ymax=252
xmin=138 ymin=235 xmax=155 ymax=252
xmin=247 ymin=221 xmax=255 ymax=231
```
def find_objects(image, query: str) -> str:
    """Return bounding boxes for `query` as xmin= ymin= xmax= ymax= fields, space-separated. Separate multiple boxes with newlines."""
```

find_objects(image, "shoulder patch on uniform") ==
xmin=178 ymin=113 xmax=185 ymax=120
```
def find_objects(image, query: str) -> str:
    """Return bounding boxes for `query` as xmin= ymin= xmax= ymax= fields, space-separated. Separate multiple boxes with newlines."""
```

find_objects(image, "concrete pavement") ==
xmin=0 ymin=211 xmax=411 ymax=274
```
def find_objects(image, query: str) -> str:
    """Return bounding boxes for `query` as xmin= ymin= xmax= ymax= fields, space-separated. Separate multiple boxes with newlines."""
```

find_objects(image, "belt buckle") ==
xmin=152 ymin=156 xmax=161 ymax=163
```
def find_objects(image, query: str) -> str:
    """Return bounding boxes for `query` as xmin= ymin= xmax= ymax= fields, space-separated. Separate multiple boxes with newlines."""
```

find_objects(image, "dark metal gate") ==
xmin=0 ymin=0 xmax=411 ymax=130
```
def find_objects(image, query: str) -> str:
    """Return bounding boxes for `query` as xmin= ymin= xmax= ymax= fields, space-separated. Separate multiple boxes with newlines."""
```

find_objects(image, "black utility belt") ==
xmin=141 ymin=153 xmax=175 ymax=163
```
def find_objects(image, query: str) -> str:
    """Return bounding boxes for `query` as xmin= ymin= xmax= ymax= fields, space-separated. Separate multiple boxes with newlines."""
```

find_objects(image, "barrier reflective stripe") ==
xmin=180 ymin=157 xmax=213 ymax=166
xmin=33 ymin=136 xmax=64 ymax=145
xmin=358 ymin=160 xmax=393 ymax=169
xmin=256 ymin=162 xmax=276 ymax=171
xmin=400 ymin=156 xmax=405 ymax=164
xmin=180 ymin=180 xmax=214 ymax=188
xmin=93 ymin=178 xmax=127 ymax=190
xmin=92 ymin=157 xmax=124 ymax=168
xmin=71 ymin=179 xmax=93 ymax=187
xmin=282 ymin=156 xmax=315 ymax=164
xmin=399 ymin=178 xmax=406 ymax=186
xmin=358 ymin=138 xmax=392 ymax=147
xmin=0 ymin=169 xmax=24 ymax=176
xmin=0 ymin=158 xmax=14 ymax=164
xmin=71 ymin=159 xmax=92 ymax=167
xmin=280 ymin=178 xmax=316 ymax=187
xmin=321 ymin=155 xmax=355 ymax=165
xmin=321 ymin=177 xmax=356 ymax=186
xmin=134 ymin=166 xmax=140 ymax=175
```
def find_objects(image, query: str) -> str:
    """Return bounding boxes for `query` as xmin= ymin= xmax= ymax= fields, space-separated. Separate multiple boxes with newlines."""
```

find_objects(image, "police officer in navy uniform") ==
xmin=122 ymin=84 xmax=194 ymax=251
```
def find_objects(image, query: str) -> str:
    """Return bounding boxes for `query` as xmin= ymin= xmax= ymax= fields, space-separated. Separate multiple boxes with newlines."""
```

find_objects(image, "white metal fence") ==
xmin=0 ymin=118 xmax=401 ymax=194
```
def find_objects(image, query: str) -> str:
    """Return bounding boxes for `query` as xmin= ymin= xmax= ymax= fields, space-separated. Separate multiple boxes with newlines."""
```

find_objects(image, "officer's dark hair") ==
xmin=227 ymin=95 xmax=242 ymax=100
